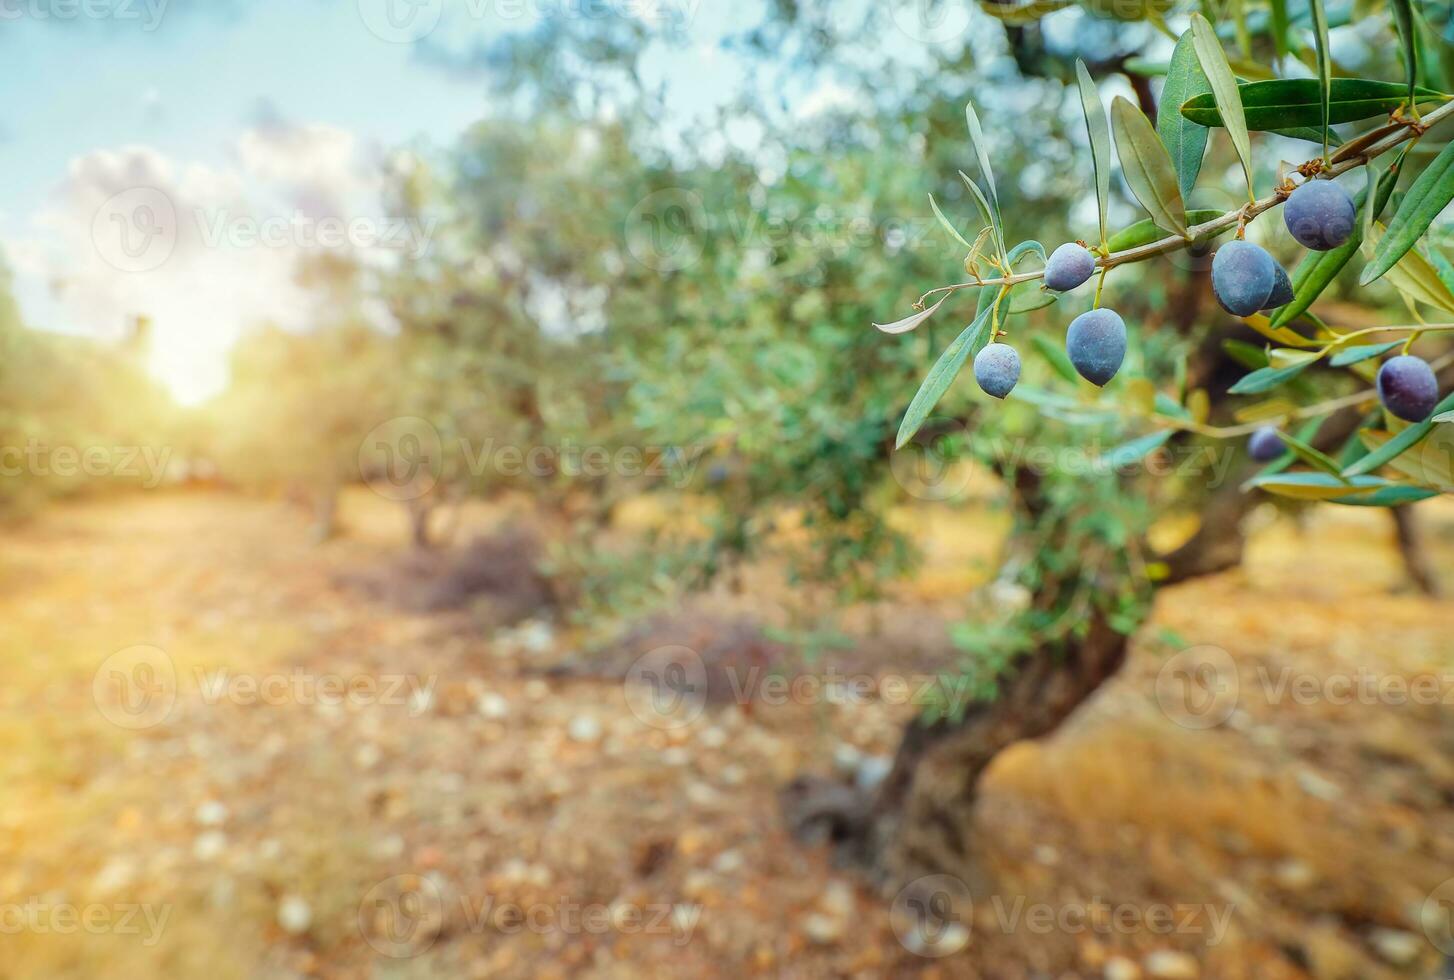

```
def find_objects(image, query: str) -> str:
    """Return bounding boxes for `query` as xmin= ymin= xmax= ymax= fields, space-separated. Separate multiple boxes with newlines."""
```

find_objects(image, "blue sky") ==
xmin=0 ymin=0 xmax=765 ymax=401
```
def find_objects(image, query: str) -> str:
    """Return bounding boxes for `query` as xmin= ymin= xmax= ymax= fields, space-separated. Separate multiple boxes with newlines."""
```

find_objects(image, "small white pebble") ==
xmin=712 ymin=850 xmax=744 ymax=874
xmin=568 ymin=715 xmax=602 ymax=743
xmin=698 ymin=727 xmax=727 ymax=748
xmin=195 ymin=800 xmax=228 ymax=827
xmin=354 ymin=743 xmax=382 ymax=770
xmin=832 ymin=743 xmax=863 ymax=774
xmin=277 ymin=895 xmax=312 ymax=935
xmin=802 ymin=912 xmax=842 ymax=945
xmin=477 ymin=693 xmax=510 ymax=719
xmin=1104 ymin=957 xmax=1142 ymax=980
xmin=193 ymin=831 xmax=227 ymax=861
xmin=1144 ymin=950 xmax=1199 ymax=979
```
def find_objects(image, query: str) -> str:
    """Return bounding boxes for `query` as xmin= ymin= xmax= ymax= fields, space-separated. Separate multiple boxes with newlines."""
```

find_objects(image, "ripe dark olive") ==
xmin=1065 ymin=308 xmax=1127 ymax=386
xmin=1043 ymin=243 xmax=1096 ymax=292
xmin=1247 ymin=426 xmax=1285 ymax=462
xmin=1211 ymin=241 xmax=1277 ymax=317
xmin=1261 ymin=262 xmax=1293 ymax=311
xmin=1283 ymin=180 xmax=1356 ymax=251
xmin=973 ymin=342 xmax=1021 ymax=399
xmin=1376 ymin=355 xmax=1440 ymax=422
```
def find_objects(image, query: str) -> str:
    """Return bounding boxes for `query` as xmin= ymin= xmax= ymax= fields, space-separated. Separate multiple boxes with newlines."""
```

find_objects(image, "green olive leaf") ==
xmin=1106 ymin=210 xmax=1224 ymax=250
xmin=1366 ymin=222 xmax=1454 ymax=314
xmin=928 ymin=193 xmax=973 ymax=250
xmin=1245 ymin=472 xmax=1392 ymax=500
xmin=1227 ymin=350 xmax=1320 ymax=394
xmin=1310 ymin=0 xmax=1332 ymax=155
xmin=1189 ymin=12 xmax=1254 ymax=199
xmin=1390 ymin=0 xmax=1419 ymax=112
xmin=977 ymin=0 xmax=1075 ymax=23
xmin=964 ymin=102 xmax=1002 ymax=239
xmin=1328 ymin=340 xmax=1402 ymax=366
xmin=958 ymin=170 xmax=1006 ymax=264
xmin=895 ymin=304 xmax=995 ymax=450
xmin=1344 ymin=390 xmax=1454 ymax=475
xmin=1269 ymin=0 xmax=1290 ymax=63
xmin=1223 ymin=338 xmax=1270 ymax=369
xmin=1111 ymin=96 xmax=1188 ymax=239
xmin=1178 ymin=79 xmax=1447 ymax=130
xmin=1157 ymin=29 xmax=1212 ymax=199
xmin=1362 ymin=139 xmax=1454 ymax=285
xmin=1030 ymin=334 xmax=1079 ymax=384
xmin=1276 ymin=429 xmax=1346 ymax=475
xmin=1075 ymin=59 xmax=1112 ymax=248
xmin=1096 ymin=431 xmax=1173 ymax=470
xmin=1327 ymin=484 xmax=1442 ymax=505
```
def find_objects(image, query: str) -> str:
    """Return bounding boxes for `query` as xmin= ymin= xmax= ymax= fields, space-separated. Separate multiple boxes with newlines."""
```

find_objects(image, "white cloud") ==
xmin=14 ymin=119 xmax=408 ymax=404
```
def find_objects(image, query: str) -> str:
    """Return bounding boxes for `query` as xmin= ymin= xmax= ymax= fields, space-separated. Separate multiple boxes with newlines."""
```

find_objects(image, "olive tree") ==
xmin=800 ymin=0 xmax=1454 ymax=892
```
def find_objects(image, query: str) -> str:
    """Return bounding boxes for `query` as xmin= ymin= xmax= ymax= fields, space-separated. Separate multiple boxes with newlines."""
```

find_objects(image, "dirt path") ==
xmin=1 ymin=491 xmax=1451 ymax=978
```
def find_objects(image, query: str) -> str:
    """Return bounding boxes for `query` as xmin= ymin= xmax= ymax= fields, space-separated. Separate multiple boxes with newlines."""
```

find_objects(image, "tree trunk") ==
xmin=310 ymin=483 xmax=338 ymax=544
xmin=406 ymin=496 xmax=434 ymax=550
xmin=783 ymin=591 xmax=1129 ymax=888
xmin=1392 ymin=505 xmax=1440 ymax=596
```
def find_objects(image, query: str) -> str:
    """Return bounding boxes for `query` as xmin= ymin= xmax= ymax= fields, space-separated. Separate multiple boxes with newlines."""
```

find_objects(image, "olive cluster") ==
xmin=970 ymin=178 xmax=1443 ymax=461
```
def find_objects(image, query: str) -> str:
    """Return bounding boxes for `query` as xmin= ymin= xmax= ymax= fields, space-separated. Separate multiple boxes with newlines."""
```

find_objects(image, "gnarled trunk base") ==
xmin=782 ymin=612 xmax=1130 ymax=891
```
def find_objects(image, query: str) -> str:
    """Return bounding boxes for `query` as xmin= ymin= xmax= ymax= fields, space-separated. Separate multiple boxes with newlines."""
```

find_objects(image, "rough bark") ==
xmin=1392 ymin=505 xmax=1440 ymax=596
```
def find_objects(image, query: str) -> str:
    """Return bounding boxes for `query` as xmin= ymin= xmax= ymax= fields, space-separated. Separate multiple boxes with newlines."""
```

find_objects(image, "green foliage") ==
xmin=1179 ymin=79 xmax=1448 ymax=131
xmin=1157 ymin=31 xmax=1213 ymax=199
xmin=1364 ymin=139 xmax=1454 ymax=283
xmin=1111 ymin=96 xmax=1189 ymax=238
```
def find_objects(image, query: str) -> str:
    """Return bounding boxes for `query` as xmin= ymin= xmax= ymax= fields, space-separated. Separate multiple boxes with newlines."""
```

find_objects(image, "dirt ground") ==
xmin=1 ymin=489 xmax=1452 ymax=979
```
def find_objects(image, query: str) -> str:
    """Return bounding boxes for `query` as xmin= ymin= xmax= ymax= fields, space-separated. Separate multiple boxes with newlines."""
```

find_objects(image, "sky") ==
xmin=0 ymin=0 xmax=765 ymax=403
